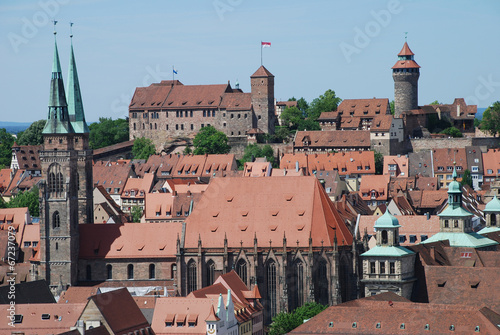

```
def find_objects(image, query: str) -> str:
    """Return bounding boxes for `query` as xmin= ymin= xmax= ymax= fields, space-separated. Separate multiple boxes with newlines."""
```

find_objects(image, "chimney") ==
xmin=457 ymin=104 xmax=460 ymax=117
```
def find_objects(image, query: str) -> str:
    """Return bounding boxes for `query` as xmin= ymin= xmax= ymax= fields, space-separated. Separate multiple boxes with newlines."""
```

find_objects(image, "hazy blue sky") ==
xmin=1 ymin=0 xmax=499 ymax=123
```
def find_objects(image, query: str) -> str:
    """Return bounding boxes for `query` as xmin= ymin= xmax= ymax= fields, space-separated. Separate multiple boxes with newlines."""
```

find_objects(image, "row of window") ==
xmin=132 ymin=123 xmax=212 ymax=131
xmin=86 ymin=263 xmax=173 ymax=281
xmin=370 ymin=261 xmax=396 ymax=274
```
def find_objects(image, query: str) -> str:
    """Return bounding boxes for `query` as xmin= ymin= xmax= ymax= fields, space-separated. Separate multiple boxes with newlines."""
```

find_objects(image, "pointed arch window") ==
xmin=187 ymin=260 xmax=197 ymax=294
xmin=149 ymin=264 xmax=156 ymax=279
xmin=236 ymin=259 xmax=247 ymax=286
xmin=266 ymin=260 xmax=277 ymax=324
xmin=127 ymin=264 xmax=134 ymax=279
xmin=294 ymin=260 xmax=305 ymax=308
xmin=106 ymin=264 xmax=112 ymax=280
xmin=52 ymin=211 xmax=60 ymax=229
xmin=48 ymin=163 xmax=64 ymax=197
xmin=314 ymin=259 xmax=329 ymax=306
xmin=381 ymin=230 xmax=388 ymax=244
xmin=206 ymin=260 xmax=215 ymax=286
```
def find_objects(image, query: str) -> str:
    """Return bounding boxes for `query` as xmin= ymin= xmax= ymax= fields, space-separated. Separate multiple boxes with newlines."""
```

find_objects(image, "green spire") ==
xmin=43 ymin=34 xmax=74 ymax=135
xmin=67 ymin=37 xmax=89 ymax=133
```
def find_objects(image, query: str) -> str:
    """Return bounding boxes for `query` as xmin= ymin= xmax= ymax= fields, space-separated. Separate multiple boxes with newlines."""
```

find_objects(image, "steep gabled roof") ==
xmin=250 ymin=65 xmax=274 ymax=78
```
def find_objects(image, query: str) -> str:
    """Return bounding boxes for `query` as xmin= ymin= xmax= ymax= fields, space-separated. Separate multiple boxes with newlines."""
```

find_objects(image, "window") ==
xmin=389 ymin=262 xmax=395 ymax=274
xmin=420 ymin=235 xmax=428 ymax=242
xmin=190 ymin=124 xmax=193 ymax=130
xmin=190 ymin=110 xmax=193 ymax=117
xmin=212 ymin=110 xmax=215 ymax=117
xmin=444 ymin=219 xmax=449 ymax=228
xmin=370 ymin=261 xmax=376 ymax=274
xmin=203 ymin=110 xmax=206 ymax=117
xmin=149 ymin=264 xmax=155 ymax=279
xmin=409 ymin=235 xmax=417 ymax=243
xmin=236 ymin=259 xmax=247 ymax=285
xmin=206 ymin=260 xmax=215 ymax=286
xmin=266 ymin=260 xmax=277 ymax=324
xmin=24 ymin=242 xmax=31 ymax=248
xmin=187 ymin=260 xmax=197 ymax=293
xmin=488 ymin=169 xmax=493 ymax=174
xmin=380 ymin=262 xmax=385 ymax=274
xmin=107 ymin=264 xmax=112 ymax=279
xmin=127 ymin=264 xmax=134 ymax=280
xmin=472 ymin=166 xmax=478 ymax=172
xmin=52 ymin=211 xmax=60 ymax=229
xmin=86 ymin=265 xmax=91 ymax=281
xmin=181 ymin=124 xmax=184 ymax=130
xmin=399 ymin=235 xmax=406 ymax=243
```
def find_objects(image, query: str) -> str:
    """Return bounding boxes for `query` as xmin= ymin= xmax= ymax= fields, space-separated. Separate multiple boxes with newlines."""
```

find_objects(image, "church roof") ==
xmin=420 ymin=231 xmax=498 ymax=248
xmin=67 ymin=40 xmax=89 ymax=133
xmin=361 ymin=245 xmax=414 ymax=257
xmin=374 ymin=210 xmax=401 ymax=228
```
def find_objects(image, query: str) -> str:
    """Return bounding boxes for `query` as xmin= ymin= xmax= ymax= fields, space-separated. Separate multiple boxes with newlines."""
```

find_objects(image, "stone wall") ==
xmin=410 ymin=137 xmax=500 ymax=152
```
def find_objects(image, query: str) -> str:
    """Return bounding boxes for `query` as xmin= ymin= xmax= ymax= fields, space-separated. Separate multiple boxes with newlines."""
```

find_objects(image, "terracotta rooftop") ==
xmin=250 ymin=65 xmax=274 ymax=78
xmin=482 ymin=148 xmax=500 ymax=178
xmin=122 ymin=173 xmax=155 ymax=199
xmin=79 ymin=222 xmax=182 ymax=259
xmin=58 ymin=286 xmax=100 ymax=304
xmin=220 ymin=92 xmax=252 ymax=111
xmin=398 ymin=42 xmax=415 ymax=56
xmin=359 ymin=175 xmax=390 ymax=201
xmin=335 ymin=98 xmax=390 ymax=118
xmin=294 ymin=130 xmax=371 ymax=150
xmin=383 ymin=155 xmax=409 ymax=177
xmin=432 ymin=148 xmax=467 ymax=174
xmin=183 ymin=176 xmax=353 ymax=250
xmin=92 ymin=140 xmax=134 ymax=156
xmin=93 ymin=160 xmax=134 ymax=196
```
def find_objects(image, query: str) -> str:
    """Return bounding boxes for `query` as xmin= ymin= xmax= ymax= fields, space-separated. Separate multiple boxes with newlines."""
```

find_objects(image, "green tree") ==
xmin=131 ymin=205 xmax=143 ymax=223
xmin=274 ymin=127 xmax=291 ymax=143
xmin=288 ymin=97 xmax=309 ymax=114
xmin=480 ymin=101 xmax=500 ymax=137
xmin=440 ymin=127 xmax=462 ymax=138
xmin=0 ymin=128 xmax=15 ymax=169
xmin=89 ymin=117 xmax=129 ymax=149
xmin=297 ymin=118 xmax=321 ymax=131
xmin=429 ymin=100 xmax=442 ymax=105
xmin=8 ymin=186 xmax=39 ymax=217
xmin=183 ymin=145 xmax=192 ymax=155
xmin=373 ymin=150 xmax=383 ymax=175
xmin=473 ymin=118 xmax=481 ymax=128
xmin=239 ymin=144 xmax=274 ymax=168
xmin=461 ymin=169 xmax=473 ymax=188
xmin=132 ymin=137 xmax=156 ymax=160
xmin=193 ymin=126 xmax=230 ymax=155
xmin=390 ymin=100 xmax=395 ymax=115
xmin=280 ymin=106 xmax=304 ymax=130
xmin=307 ymin=89 xmax=342 ymax=120
xmin=269 ymin=302 xmax=327 ymax=335
xmin=16 ymin=120 xmax=46 ymax=145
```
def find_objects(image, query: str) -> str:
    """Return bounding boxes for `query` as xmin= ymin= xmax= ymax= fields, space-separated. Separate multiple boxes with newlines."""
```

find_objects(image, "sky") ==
xmin=1 ymin=0 xmax=499 ymax=123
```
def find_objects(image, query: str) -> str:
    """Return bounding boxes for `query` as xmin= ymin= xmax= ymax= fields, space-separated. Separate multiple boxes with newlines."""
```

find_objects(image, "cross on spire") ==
xmin=70 ymin=22 xmax=74 ymax=38
xmin=53 ymin=20 xmax=58 ymax=35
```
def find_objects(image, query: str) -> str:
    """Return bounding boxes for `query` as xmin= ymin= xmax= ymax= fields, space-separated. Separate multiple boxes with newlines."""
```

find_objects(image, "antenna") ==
xmin=404 ymin=32 xmax=408 ymax=41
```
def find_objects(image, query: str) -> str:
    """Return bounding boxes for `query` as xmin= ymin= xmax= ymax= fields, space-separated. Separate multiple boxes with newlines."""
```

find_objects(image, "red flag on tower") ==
xmin=261 ymin=41 xmax=271 ymax=48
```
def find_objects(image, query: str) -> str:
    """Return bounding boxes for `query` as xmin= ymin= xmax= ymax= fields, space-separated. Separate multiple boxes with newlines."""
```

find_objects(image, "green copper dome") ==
xmin=374 ymin=210 xmax=401 ymax=228
xmin=484 ymin=195 xmax=500 ymax=212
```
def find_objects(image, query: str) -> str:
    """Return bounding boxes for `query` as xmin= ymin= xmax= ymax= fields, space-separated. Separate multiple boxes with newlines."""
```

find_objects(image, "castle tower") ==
xmin=392 ymin=41 xmax=420 ymax=118
xmin=360 ymin=210 xmax=416 ymax=299
xmin=251 ymin=66 xmax=275 ymax=134
xmin=38 ymin=32 xmax=92 ymax=294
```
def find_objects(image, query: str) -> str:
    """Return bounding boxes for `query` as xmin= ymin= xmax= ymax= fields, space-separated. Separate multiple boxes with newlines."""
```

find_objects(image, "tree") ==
xmin=429 ymin=100 xmax=442 ymax=105
xmin=440 ymin=127 xmax=462 ymax=138
xmin=474 ymin=118 xmax=481 ymax=128
xmin=132 ymin=137 xmax=156 ymax=160
xmin=288 ymin=97 xmax=309 ymax=114
xmin=480 ymin=101 xmax=500 ymax=137
xmin=307 ymin=89 xmax=342 ymax=120
xmin=7 ymin=186 xmax=39 ymax=217
xmin=268 ymin=302 xmax=327 ymax=335
xmin=297 ymin=118 xmax=321 ymax=131
xmin=183 ymin=145 xmax=192 ymax=155
xmin=390 ymin=100 xmax=395 ymax=115
xmin=461 ymin=169 xmax=473 ymax=188
xmin=16 ymin=120 xmax=46 ymax=145
xmin=0 ymin=128 xmax=15 ymax=169
xmin=280 ymin=106 xmax=304 ymax=130
xmin=89 ymin=117 xmax=129 ymax=149
xmin=274 ymin=127 xmax=291 ymax=143
xmin=131 ymin=205 xmax=143 ymax=223
xmin=373 ymin=150 xmax=383 ymax=175
xmin=239 ymin=144 xmax=275 ymax=168
xmin=193 ymin=126 xmax=230 ymax=155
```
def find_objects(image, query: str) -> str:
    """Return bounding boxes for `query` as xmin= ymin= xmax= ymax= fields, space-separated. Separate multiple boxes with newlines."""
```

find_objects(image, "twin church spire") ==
xmin=43 ymin=25 xmax=88 ymax=134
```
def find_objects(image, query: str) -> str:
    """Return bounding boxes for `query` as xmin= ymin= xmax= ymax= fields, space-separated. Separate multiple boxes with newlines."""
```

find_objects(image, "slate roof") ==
xmin=408 ymin=151 xmax=433 ymax=177
xmin=0 ymin=280 xmax=55 ymax=304
xmin=183 ymin=176 xmax=353 ymax=249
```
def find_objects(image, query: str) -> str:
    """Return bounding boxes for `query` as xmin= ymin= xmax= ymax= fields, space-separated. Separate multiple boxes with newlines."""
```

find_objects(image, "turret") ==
xmin=392 ymin=41 xmax=420 ymax=118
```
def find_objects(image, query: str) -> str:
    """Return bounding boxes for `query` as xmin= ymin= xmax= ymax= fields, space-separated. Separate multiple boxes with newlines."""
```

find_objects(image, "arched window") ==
xmin=187 ymin=260 xmax=197 ymax=294
xmin=206 ymin=260 xmax=215 ymax=286
xmin=492 ymin=214 xmax=497 ymax=226
xmin=149 ymin=264 xmax=155 ymax=279
xmin=314 ymin=259 xmax=329 ymax=306
xmin=86 ymin=265 xmax=92 ymax=281
xmin=127 ymin=264 xmax=134 ymax=280
xmin=56 ymin=172 xmax=64 ymax=193
xmin=381 ymin=230 xmax=388 ymax=244
xmin=107 ymin=264 xmax=112 ymax=280
xmin=236 ymin=259 xmax=247 ymax=286
xmin=48 ymin=163 xmax=63 ymax=197
xmin=266 ymin=260 xmax=277 ymax=324
xmin=171 ymin=264 xmax=177 ymax=279
xmin=48 ymin=172 xmax=56 ymax=193
xmin=290 ymin=260 xmax=304 ymax=310
xmin=52 ymin=211 xmax=60 ymax=229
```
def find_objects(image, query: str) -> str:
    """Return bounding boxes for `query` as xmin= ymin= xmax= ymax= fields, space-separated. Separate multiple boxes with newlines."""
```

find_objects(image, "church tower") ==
xmin=392 ymin=41 xmax=420 ymax=118
xmin=38 ymin=29 xmax=92 ymax=294
xmin=251 ymin=66 xmax=275 ymax=134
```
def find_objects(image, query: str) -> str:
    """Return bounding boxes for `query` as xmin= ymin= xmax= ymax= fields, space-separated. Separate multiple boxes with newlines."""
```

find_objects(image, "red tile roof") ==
xmin=163 ymin=84 xmax=230 ymax=109
xmin=183 ymin=176 xmax=353 ymax=249
xmin=294 ymin=130 xmax=371 ymax=150
xmin=59 ymin=286 xmax=99 ymax=304
xmin=482 ymin=148 xmax=500 ymax=178
xmin=250 ymin=65 xmax=274 ymax=78
xmin=281 ymin=152 xmax=375 ymax=176
xmin=93 ymin=160 xmax=134 ymax=196
xmin=359 ymin=175 xmax=390 ymax=201
xmin=336 ymin=98 xmax=390 ymax=118
xmin=129 ymin=80 xmax=182 ymax=109
xmin=392 ymin=60 xmax=420 ymax=69
xmin=432 ymin=148 xmax=467 ymax=174
xmin=383 ymin=155 xmax=409 ymax=177
xmin=398 ymin=42 xmax=415 ymax=56
xmin=221 ymin=92 xmax=252 ymax=111
xmin=122 ymin=173 xmax=155 ymax=199
xmin=79 ymin=222 xmax=182 ymax=259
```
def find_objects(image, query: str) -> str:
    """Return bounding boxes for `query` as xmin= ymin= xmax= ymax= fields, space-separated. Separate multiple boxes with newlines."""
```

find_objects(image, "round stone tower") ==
xmin=392 ymin=42 xmax=420 ymax=118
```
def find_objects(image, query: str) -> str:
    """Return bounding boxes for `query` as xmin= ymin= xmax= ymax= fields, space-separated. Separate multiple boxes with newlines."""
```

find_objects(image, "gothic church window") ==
xmin=52 ymin=211 xmax=60 ymax=229
xmin=236 ymin=259 xmax=247 ymax=285
xmin=127 ymin=264 xmax=134 ymax=279
xmin=266 ymin=260 xmax=277 ymax=324
xmin=206 ymin=260 xmax=215 ymax=286
xmin=149 ymin=264 xmax=156 ymax=279
xmin=187 ymin=260 xmax=197 ymax=293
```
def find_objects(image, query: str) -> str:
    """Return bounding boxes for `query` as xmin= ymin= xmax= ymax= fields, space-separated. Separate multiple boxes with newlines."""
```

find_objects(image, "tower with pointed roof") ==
xmin=392 ymin=41 xmax=420 ymax=118
xmin=480 ymin=195 xmax=500 ymax=234
xmin=360 ymin=210 xmax=416 ymax=299
xmin=38 ymin=30 xmax=93 ymax=294
xmin=421 ymin=168 xmax=497 ymax=249
xmin=251 ymin=66 xmax=275 ymax=134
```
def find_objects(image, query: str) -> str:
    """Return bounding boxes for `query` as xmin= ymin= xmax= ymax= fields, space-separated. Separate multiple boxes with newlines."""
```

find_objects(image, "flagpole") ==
xmin=260 ymin=41 xmax=262 ymax=66
xmin=172 ymin=66 xmax=174 ymax=81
